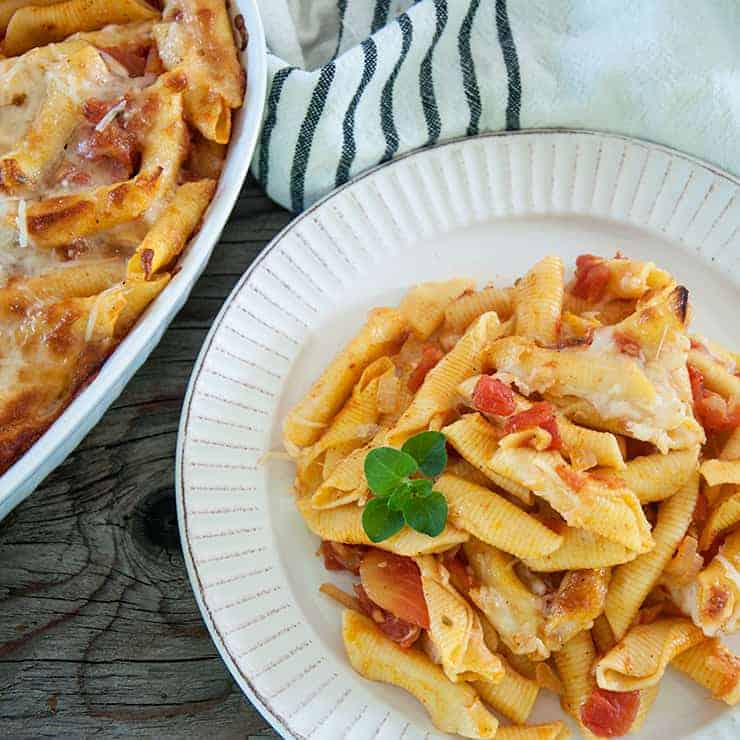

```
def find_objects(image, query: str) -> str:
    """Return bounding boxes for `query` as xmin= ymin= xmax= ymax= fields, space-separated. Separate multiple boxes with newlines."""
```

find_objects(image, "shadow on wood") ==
xmin=0 ymin=177 xmax=289 ymax=737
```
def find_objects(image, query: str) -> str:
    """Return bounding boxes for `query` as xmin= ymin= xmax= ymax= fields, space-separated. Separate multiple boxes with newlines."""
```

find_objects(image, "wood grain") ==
xmin=0 ymin=177 xmax=290 ymax=737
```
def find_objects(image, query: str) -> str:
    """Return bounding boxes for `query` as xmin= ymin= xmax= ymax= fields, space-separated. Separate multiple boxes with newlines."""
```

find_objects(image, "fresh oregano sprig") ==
xmin=361 ymin=431 xmax=448 ymax=543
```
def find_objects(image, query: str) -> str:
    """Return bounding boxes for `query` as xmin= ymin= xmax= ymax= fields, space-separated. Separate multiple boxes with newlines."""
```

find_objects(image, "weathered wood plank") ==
xmin=0 ymin=176 xmax=285 ymax=737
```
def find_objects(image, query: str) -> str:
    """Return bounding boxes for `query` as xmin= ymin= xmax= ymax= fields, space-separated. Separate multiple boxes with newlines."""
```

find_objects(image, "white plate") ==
xmin=0 ymin=0 xmax=267 ymax=518
xmin=176 ymin=131 xmax=740 ymax=739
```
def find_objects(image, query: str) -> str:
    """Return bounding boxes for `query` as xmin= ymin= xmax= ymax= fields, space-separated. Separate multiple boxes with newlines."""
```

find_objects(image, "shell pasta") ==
xmin=283 ymin=255 xmax=740 ymax=737
xmin=0 ymin=0 xmax=245 ymax=475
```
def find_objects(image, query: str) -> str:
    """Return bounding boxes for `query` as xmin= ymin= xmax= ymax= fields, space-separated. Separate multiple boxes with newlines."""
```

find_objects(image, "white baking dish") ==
xmin=0 ymin=0 xmax=267 ymax=519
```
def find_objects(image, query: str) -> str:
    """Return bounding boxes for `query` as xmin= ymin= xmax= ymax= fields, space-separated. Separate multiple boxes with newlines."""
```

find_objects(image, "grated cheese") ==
xmin=16 ymin=199 xmax=28 ymax=248
xmin=95 ymin=99 xmax=127 ymax=132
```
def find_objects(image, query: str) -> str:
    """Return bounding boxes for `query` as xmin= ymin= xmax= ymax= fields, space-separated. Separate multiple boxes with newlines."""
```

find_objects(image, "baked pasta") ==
xmin=284 ymin=254 xmax=740 ymax=738
xmin=0 ymin=0 xmax=245 ymax=474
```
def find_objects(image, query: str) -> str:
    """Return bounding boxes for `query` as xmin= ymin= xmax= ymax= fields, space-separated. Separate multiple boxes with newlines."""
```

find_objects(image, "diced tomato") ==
xmin=572 ymin=254 xmax=611 ymax=302
xmin=320 ymin=541 xmax=365 ymax=574
xmin=100 ymin=43 xmax=151 ymax=77
xmin=408 ymin=344 xmax=444 ymax=393
xmin=556 ymin=464 xmax=587 ymax=491
xmin=359 ymin=550 xmax=429 ymax=629
xmin=580 ymin=688 xmax=641 ymax=737
xmin=472 ymin=376 xmax=516 ymax=416
xmin=441 ymin=547 xmax=477 ymax=594
xmin=613 ymin=331 xmax=642 ymax=357
xmin=354 ymin=584 xmax=421 ymax=648
xmin=688 ymin=364 xmax=740 ymax=432
xmin=504 ymin=402 xmax=562 ymax=450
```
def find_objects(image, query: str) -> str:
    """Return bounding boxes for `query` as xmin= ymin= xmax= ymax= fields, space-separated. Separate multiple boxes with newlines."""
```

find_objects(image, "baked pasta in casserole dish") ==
xmin=0 ymin=0 xmax=245 ymax=474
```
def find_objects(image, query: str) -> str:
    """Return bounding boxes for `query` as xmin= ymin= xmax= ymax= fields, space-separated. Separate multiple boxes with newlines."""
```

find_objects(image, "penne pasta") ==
xmin=552 ymin=629 xmax=596 ymax=734
xmin=492 ymin=722 xmax=570 ymax=740
xmin=417 ymin=555 xmax=504 ymax=684
xmin=443 ymin=413 xmax=532 ymax=504
xmin=445 ymin=285 xmax=514 ymax=333
xmin=595 ymin=618 xmax=704 ymax=691
xmin=671 ymin=637 xmax=740 ymax=705
xmin=605 ymin=472 xmax=699 ymax=639
xmin=523 ymin=527 xmax=637 ymax=572
xmin=486 ymin=446 xmax=653 ymax=553
xmin=514 ymin=255 xmax=564 ymax=346
xmin=127 ymin=179 xmax=216 ymax=279
xmin=465 ymin=539 xmax=548 ymax=659
xmin=472 ymin=657 xmax=540 ymax=725
xmin=700 ymin=459 xmax=740 ymax=487
xmin=689 ymin=347 xmax=740 ymax=399
xmin=26 ymin=168 xmax=163 ymax=248
xmin=399 ymin=278 xmax=475 ymax=339
xmin=435 ymin=474 xmax=562 ymax=559
xmin=342 ymin=609 xmax=499 ymax=738
xmin=4 ymin=0 xmax=159 ymax=56
xmin=543 ymin=569 xmax=609 ymax=650
xmin=619 ymin=447 xmax=699 ymax=503
xmin=283 ymin=307 xmax=408 ymax=448
xmin=154 ymin=0 xmax=244 ymax=144
xmin=387 ymin=312 xmax=506 ymax=446
xmin=297 ymin=498 xmax=468 ymax=556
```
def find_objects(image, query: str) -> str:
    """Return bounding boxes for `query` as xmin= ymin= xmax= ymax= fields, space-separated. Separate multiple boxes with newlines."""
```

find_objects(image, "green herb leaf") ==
xmin=362 ymin=497 xmax=405 ymax=542
xmin=388 ymin=482 xmax=413 ymax=512
xmin=409 ymin=478 xmax=433 ymax=498
xmin=401 ymin=431 xmax=448 ymax=477
xmin=403 ymin=491 xmax=448 ymax=537
xmin=364 ymin=447 xmax=418 ymax=496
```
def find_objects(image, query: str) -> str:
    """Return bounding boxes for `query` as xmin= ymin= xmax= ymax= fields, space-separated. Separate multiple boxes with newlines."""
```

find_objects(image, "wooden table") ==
xmin=0 ymin=178 xmax=288 ymax=738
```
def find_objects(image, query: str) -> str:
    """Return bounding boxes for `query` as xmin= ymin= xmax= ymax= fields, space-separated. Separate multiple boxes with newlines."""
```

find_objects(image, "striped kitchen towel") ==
xmin=253 ymin=0 xmax=740 ymax=213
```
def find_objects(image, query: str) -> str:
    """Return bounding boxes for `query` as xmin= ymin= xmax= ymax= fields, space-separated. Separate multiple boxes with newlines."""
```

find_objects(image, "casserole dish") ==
xmin=0 ymin=0 xmax=266 ymax=519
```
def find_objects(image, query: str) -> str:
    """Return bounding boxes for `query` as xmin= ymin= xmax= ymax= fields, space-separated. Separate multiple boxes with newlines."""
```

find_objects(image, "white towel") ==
xmin=253 ymin=0 xmax=740 ymax=213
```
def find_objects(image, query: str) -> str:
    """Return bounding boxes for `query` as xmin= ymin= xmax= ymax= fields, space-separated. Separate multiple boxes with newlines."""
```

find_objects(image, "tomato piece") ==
xmin=360 ymin=549 xmax=429 ymax=629
xmin=572 ymin=254 xmax=611 ymax=302
xmin=556 ymin=464 xmax=587 ymax=491
xmin=320 ymin=541 xmax=365 ymax=574
xmin=539 ymin=415 xmax=563 ymax=450
xmin=408 ymin=345 xmax=444 ymax=392
xmin=504 ymin=402 xmax=562 ymax=450
xmin=440 ymin=548 xmax=477 ymax=594
xmin=472 ymin=376 xmax=516 ymax=416
xmin=613 ymin=331 xmax=642 ymax=357
xmin=580 ymin=688 xmax=640 ymax=737
xmin=688 ymin=364 xmax=705 ymax=405
xmin=504 ymin=402 xmax=553 ymax=433
xmin=100 ymin=43 xmax=151 ymax=77
xmin=354 ymin=584 xmax=421 ymax=648
xmin=689 ymin=364 xmax=740 ymax=432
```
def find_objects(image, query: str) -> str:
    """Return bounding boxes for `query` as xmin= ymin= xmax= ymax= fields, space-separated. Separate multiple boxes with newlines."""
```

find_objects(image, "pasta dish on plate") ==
xmin=283 ymin=253 xmax=740 ymax=738
xmin=0 ymin=0 xmax=245 ymax=474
